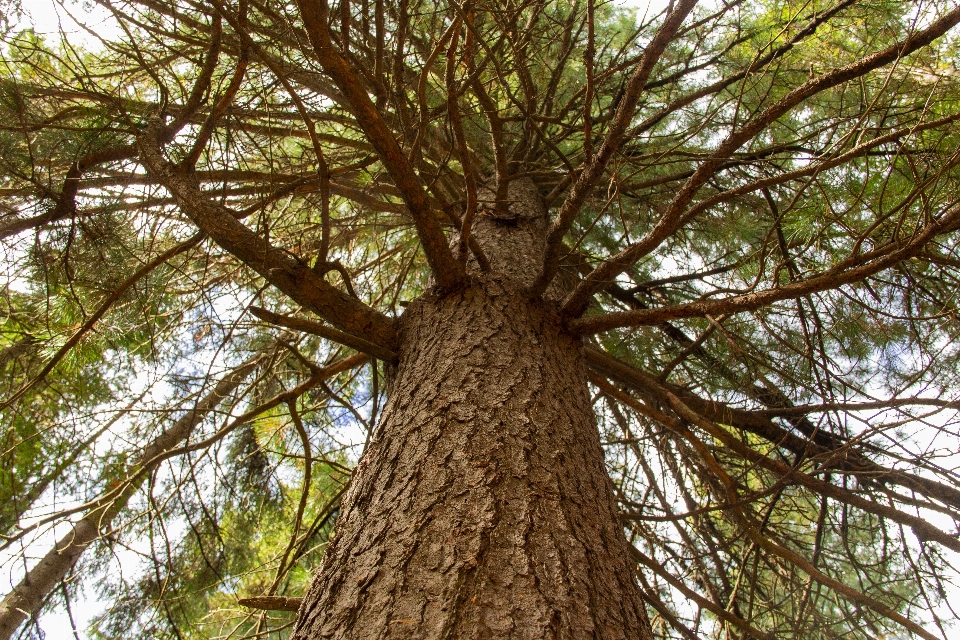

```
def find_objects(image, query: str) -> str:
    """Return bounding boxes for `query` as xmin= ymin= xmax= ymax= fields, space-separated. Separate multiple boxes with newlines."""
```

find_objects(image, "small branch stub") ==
xmin=238 ymin=596 xmax=303 ymax=612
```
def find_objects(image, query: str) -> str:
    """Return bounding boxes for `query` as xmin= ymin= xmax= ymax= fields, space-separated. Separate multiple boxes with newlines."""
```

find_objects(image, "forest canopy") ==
xmin=1 ymin=0 xmax=960 ymax=638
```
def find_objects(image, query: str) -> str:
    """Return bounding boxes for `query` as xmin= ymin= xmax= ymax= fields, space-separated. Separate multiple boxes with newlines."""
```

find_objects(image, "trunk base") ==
xmin=293 ymin=275 xmax=650 ymax=639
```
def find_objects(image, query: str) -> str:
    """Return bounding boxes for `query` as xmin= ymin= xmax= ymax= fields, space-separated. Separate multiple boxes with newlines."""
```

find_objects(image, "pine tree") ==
xmin=1 ymin=0 xmax=960 ymax=638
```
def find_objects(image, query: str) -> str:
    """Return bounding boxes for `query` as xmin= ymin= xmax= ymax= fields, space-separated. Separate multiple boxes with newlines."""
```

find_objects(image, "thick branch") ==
xmin=239 ymin=596 xmax=303 ymax=612
xmin=136 ymin=123 xmax=397 ymax=349
xmin=249 ymin=306 xmax=398 ymax=362
xmin=570 ymin=202 xmax=960 ymax=334
xmin=0 ymin=352 xmax=367 ymax=640
xmin=563 ymin=6 xmax=960 ymax=315
xmin=294 ymin=0 xmax=464 ymax=290
xmin=584 ymin=346 xmax=960 ymax=511
xmin=531 ymin=0 xmax=698 ymax=297
xmin=0 ymin=355 xmax=262 ymax=640
xmin=661 ymin=392 xmax=960 ymax=553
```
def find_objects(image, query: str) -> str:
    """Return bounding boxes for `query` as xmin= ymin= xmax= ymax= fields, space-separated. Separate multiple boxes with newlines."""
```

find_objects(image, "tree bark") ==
xmin=292 ymin=180 xmax=652 ymax=639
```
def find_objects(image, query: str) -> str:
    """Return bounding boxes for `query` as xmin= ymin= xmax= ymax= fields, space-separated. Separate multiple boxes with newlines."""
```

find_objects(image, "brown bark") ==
xmin=292 ymin=181 xmax=651 ymax=639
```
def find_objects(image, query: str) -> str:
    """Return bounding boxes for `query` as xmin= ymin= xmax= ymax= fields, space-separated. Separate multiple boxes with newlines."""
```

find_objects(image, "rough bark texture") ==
xmin=470 ymin=178 xmax=550 ymax=290
xmin=292 ymin=180 xmax=651 ymax=639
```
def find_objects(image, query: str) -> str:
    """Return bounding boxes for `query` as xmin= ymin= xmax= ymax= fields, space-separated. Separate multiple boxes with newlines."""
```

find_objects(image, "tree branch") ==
xmin=249 ymin=306 xmax=398 ymax=363
xmin=294 ymin=0 xmax=464 ymax=290
xmin=570 ymin=201 xmax=960 ymax=334
xmin=136 ymin=122 xmax=397 ymax=349
xmin=562 ymin=6 xmax=960 ymax=315
xmin=530 ymin=0 xmax=699 ymax=297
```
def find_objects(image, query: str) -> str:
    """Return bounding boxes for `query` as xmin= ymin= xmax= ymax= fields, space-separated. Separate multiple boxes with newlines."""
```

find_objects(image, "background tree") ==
xmin=1 ymin=0 xmax=960 ymax=638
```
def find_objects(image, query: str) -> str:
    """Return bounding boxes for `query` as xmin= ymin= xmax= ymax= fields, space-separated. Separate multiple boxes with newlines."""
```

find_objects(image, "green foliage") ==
xmin=1 ymin=0 xmax=959 ymax=638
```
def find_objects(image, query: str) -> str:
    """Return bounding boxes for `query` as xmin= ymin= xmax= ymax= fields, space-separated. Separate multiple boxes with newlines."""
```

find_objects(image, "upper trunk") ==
xmin=292 ymin=180 xmax=651 ymax=639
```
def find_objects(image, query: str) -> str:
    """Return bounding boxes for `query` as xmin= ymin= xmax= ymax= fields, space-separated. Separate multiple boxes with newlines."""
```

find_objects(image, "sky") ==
xmin=13 ymin=0 xmax=671 ymax=48
xmin=9 ymin=0 xmax=119 ymax=47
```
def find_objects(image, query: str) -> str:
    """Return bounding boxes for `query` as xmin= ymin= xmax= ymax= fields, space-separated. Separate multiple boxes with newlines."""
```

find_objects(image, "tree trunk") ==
xmin=292 ymin=181 xmax=651 ymax=639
